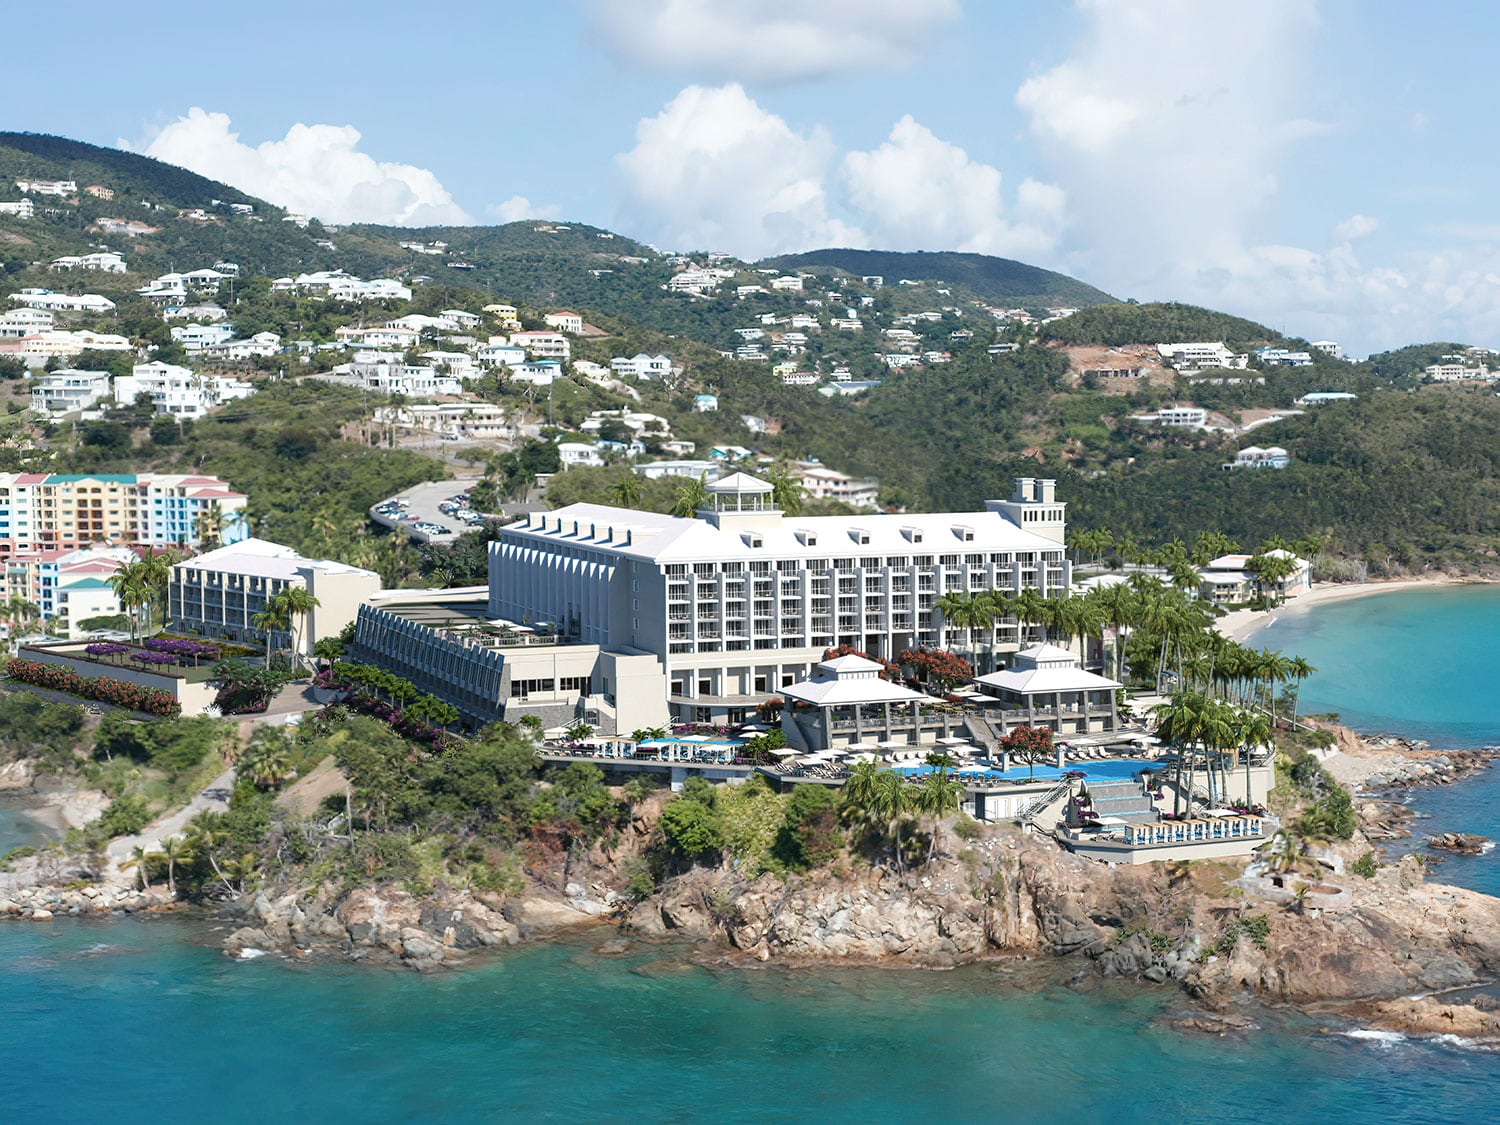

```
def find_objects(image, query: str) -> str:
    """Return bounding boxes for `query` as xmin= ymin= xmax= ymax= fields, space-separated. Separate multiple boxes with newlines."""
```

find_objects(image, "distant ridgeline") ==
xmin=760 ymin=248 xmax=1116 ymax=309
xmin=3 ymin=130 xmax=1499 ymax=571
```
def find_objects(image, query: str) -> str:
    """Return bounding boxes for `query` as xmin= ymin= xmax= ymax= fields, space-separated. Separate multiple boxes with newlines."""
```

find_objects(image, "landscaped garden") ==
xmin=75 ymin=639 xmax=225 ymax=683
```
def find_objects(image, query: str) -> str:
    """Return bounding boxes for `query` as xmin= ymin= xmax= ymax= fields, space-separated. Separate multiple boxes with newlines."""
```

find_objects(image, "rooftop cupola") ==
xmin=699 ymin=472 xmax=784 ymax=530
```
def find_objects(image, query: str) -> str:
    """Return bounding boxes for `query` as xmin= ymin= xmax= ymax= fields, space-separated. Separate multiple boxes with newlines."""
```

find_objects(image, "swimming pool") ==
xmin=895 ymin=758 xmax=1163 ymax=785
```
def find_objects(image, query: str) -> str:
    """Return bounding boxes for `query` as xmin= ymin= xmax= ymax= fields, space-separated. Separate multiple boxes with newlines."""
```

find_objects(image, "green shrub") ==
xmin=95 ymin=793 xmax=153 ymax=838
xmin=1351 ymin=850 xmax=1381 ymax=878
xmin=658 ymin=797 xmax=722 ymax=860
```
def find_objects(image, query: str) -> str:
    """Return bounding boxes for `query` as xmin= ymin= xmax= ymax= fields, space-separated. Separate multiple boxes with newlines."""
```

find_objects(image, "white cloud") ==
xmin=615 ymin=84 xmax=862 ymax=256
xmin=588 ymin=0 xmax=960 ymax=84
xmin=1333 ymin=214 xmax=1379 ymax=242
xmin=1006 ymin=1 xmax=1500 ymax=353
xmin=841 ymin=116 xmax=1066 ymax=260
xmin=137 ymin=108 xmax=471 ymax=226
xmin=489 ymin=195 xmax=561 ymax=223
xmin=1016 ymin=0 xmax=1320 ymax=282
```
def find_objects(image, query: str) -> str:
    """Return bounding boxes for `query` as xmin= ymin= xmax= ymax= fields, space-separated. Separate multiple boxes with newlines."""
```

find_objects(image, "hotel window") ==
xmin=885 ymin=557 xmax=909 ymax=568
xmin=693 ymin=563 xmax=716 ymax=578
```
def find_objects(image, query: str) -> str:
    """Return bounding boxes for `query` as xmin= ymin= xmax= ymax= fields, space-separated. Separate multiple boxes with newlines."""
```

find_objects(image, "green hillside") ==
xmin=760 ymin=248 xmax=1115 ymax=308
xmin=1040 ymin=301 xmax=1283 ymax=348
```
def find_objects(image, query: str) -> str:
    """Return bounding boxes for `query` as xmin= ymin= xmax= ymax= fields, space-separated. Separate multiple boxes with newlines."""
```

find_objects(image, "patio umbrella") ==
xmin=769 ymin=746 xmax=801 ymax=757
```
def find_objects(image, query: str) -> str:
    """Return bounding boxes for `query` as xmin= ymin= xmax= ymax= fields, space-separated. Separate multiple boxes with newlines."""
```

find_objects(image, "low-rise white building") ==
xmin=611 ymin=354 xmax=673 ymax=380
xmin=30 ymin=369 xmax=113 ymax=416
xmin=9 ymin=289 xmax=116 ymax=313
xmin=50 ymin=252 xmax=127 ymax=273
xmin=1156 ymin=342 xmax=1248 ymax=371
xmin=792 ymin=462 xmax=880 ymax=510
xmin=510 ymin=331 xmax=571 ymax=360
xmin=169 ymin=538 xmax=382 ymax=654
xmin=544 ymin=310 xmax=585 ymax=334
xmin=1222 ymin=445 xmax=1291 ymax=470
xmin=113 ymin=362 xmax=256 ymax=419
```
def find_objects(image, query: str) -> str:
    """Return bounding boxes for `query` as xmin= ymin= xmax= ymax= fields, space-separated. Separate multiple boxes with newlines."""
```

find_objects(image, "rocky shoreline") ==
xmin=7 ymin=734 xmax=1500 ymax=1042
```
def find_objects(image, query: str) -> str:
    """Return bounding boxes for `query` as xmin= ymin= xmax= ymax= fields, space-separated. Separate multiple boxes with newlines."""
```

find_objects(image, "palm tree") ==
xmin=1232 ymin=708 xmax=1273 ymax=806
xmin=669 ymin=472 xmax=711 ymax=518
xmin=1287 ymin=655 xmax=1316 ymax=724
xmin=272 ymin=587 xmax=321 ymax=672
xmin=1012 ymin=587 xmax=1050 ymax=645
xmin=842 ymin=759 xmax=882 ymax=816
xmin=609 ymin=473 xmax=644 ymax=509
xmin=251 ymin=600 xmax=291 ymax=667
xmin=107 ymin=560 xmax=152 ymax=640
xmin=121 ymin=845 xmax=155 ymax=892
xmin=870 ymin=769 xmax=911 ymax=870
xmin=194 ymin=504 xmax=226 ymax=549
xmin=239 ymin=735 xmax=294 ymax=790
xmin=159 ymin=836 xmax=190 ymax=898
xmin=767 ymin=467 xmax=807 ymax=515
xmin=914 ymin=768 xmax=965 ymax=863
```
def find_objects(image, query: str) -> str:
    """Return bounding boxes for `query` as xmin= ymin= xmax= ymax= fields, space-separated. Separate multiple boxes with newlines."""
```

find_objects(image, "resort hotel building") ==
xmin=352 ymin=475 xmax=1074 ymax=733
xmin=0 ymin=472 xmax=249 ymax=558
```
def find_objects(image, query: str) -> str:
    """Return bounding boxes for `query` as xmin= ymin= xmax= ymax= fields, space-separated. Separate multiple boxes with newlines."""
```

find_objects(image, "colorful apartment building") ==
xmin=0 ymin=473 xmax=249 ymax=558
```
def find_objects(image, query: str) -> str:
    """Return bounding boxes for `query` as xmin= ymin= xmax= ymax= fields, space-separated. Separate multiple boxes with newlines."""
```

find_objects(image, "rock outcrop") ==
xmin=219 ymin=882 xmax=622 ymax=968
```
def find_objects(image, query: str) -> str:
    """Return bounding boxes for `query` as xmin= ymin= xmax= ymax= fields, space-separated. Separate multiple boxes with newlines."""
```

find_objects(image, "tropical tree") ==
xmin=609 ymin=474 xmax=645 ymax=509
xmin=121 ymin=844 xmax=155 ymax=892
xmin=936 ymin=593 xmax=992 ymax=668
xmin=239 ymin=733 xmax=294 ymax=790
xmin=107 ymin=561 xmax=152 ymax=640
xmin=194 ymin=504 xmax=226 ymax=549
xmin=870 ymin=769 xmax=911 ymax=870
xmin=669 ymin=472 xmax=711 ymax=518
xmin=1231 ymin=707 xmax=1273 ymax=806
xmin=270 ymin=587 xmax=322 ymax=671
xmin=914 ymin=767 xmax=965 ymax=863
xmin=1286 ymin=655 xmax=1316 ymax=724
xmin=251 ymin=601 xmax=291 ymax=667
xmin=767 ymin=467 xmax=807 ymax=515
xmin=159 ymin=835 xmax=191 ymax=897
xmin=999 ymin=724 xmax=1055 ymax=778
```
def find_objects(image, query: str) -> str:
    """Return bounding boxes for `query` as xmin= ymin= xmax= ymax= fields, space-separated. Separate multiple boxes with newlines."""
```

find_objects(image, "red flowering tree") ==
xmin=897 ymin=647 xmax=974 ymax=692
xmin=1000 ymin=724 xmax=1055 ymax=778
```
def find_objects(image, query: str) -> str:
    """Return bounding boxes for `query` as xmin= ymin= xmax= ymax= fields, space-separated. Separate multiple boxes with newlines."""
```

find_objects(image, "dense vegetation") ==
xmin=1040 ymin=302 xmax=1282 ymax=348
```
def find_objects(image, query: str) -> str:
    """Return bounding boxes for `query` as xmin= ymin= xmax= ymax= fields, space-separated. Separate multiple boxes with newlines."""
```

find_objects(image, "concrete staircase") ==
xmin=1083 ymin=779 xmax=1158 ymax=825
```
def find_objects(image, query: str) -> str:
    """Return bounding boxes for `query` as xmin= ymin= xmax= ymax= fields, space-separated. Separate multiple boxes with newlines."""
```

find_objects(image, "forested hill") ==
xmin=759 ymin=248 xmax=1115 ymax=308
xmin=1040 ymin=302 xmax=1284 ymax=347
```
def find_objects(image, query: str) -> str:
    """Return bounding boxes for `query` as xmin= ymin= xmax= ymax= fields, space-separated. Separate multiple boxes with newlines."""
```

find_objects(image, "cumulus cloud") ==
xmin=488 ymin=195 xmax=561 ymax=223
xmin=138 ymin=108 xmax=471 ymax=226
xmin=1333 ymin=214 xmax=1380 ymax=242
xmin=588 ymin=0 xmax=960 ymax=84
xmin=841 ymin=116 xmax=1066 ymax=259
xmin=615 ymin=84 xmax=862 ymax=256
xmin=1005 ymin=1 xmax=1500 ymax=353
xmin=1016 ymin=0 xmax=1321 ymax=283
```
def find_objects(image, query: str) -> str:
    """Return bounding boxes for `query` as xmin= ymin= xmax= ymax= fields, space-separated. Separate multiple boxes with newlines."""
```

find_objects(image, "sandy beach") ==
xmin=1215 ymin=575 xmax=1494 ymax=644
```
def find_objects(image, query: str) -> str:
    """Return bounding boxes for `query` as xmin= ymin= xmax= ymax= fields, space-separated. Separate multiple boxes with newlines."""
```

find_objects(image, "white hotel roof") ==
xmin=175 ymin=537 xmax=379 ymax=581
xmin=502 ymin=502 xmax=1062 ymax=564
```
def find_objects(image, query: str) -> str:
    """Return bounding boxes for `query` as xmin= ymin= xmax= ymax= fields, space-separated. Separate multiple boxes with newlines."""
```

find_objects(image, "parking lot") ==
xmin=369 ymin=479 xmax=484 ymax=545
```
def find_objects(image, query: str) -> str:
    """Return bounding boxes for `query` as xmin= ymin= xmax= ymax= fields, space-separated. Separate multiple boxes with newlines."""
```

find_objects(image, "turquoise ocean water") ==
xmin=1 ymin=587 xmax=1498 ymax=1123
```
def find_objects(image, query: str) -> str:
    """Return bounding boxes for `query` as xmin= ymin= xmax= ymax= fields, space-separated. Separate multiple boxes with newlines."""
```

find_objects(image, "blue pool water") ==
xmin=898 ymin=758 xmax=1162 ymax=784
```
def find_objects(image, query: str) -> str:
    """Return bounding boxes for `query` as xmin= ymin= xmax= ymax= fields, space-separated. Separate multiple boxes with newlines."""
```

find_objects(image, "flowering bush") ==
xmin=85 ymin=643 xmax=130 ymax=659
xmin=6 ymin=659 xmax=180 ymax=716
xmin=897 ymin=647 xmax=975 ymax=692
xmin=143 ymin=637 xmax=221 ymax=663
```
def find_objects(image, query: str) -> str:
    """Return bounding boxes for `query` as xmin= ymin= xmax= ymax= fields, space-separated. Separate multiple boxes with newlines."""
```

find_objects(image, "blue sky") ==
xmin=9 ymin=0 xmax=1500 ymax=355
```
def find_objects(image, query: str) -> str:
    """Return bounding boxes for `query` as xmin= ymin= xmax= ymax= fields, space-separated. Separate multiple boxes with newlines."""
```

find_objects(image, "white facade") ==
xmin=544 ymin=311 xmax=584 ymax=334
xmin=611 ymin=353 xmax=672 ymax=380
xmin=30 ymin=369 xmax=113 ymax=416
xmin=1156 ymin=342 xmax=1248 ymax=371
xmin=113 ymin=363 xmax=256 ymax=419
xmin=510 ymin=331 xmax=571 ymax=360
xmin=9 ymin=289 xmax=116 ymax=313
xmin=484 ymin=473 xmax=1070 ymax=723
xmin=169 ymin=538 xmax=382 ymax=654
xmin=793 ymin=463 xmax=880 ymax=510
xmin=50 ymin=252 xmax=127 ymax=273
